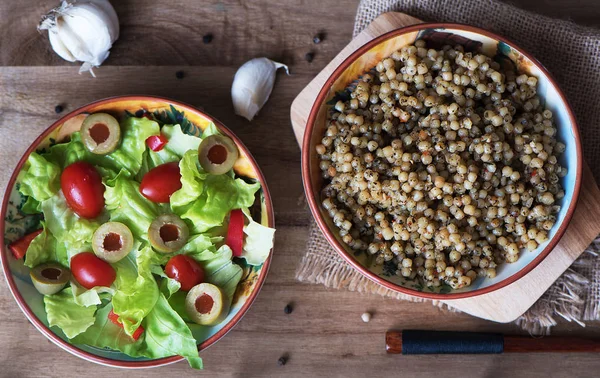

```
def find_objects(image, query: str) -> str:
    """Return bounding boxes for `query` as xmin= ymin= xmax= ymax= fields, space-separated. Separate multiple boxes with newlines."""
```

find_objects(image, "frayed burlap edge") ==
xmin=515 ymin=267 xmax=588 ymax=334
xmin=295 ymin=221 xmax=456 ymax=311
xmin=296 ymin=221 xmax=593 ymax=332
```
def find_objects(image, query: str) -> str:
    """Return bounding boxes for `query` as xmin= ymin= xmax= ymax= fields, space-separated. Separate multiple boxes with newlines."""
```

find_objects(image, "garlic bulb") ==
xmin=39 ymin=0 xmax=119 ymax=77
xmin=231 ymin=58 xmax=289 ymax=121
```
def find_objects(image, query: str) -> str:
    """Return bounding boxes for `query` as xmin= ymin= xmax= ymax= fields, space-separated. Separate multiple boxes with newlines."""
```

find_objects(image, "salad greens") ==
xmin=171 ymin=150 xmax=260 ymax=234
xmin=104 ymin=171 xmax=161 ymax=241
xmin=44 ymin=287 xmax=97 ymax=339
xmin=15 ymin=113 xmax=275 ymax=369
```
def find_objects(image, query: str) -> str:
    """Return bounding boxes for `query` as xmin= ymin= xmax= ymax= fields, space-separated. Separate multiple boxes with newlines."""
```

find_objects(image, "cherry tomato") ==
xmin=108 ymin=309 xmax=144 ymax=341
xmin=139 ymin=162 xmax=182 ymax=203
xmin=146 ymin=134 xmax=168 ymax=152
xmin=8 ymin=229 xmax=43 ymax=259
xmin=165 ymin=255 xmax=205 ymax=291
xmin=226 ymin=209 xmax=245 ymax=257
xmin=61 ymin=162 xmax=105 ymax=218
xmin=71 ymin=252 xmax=116 ymax=289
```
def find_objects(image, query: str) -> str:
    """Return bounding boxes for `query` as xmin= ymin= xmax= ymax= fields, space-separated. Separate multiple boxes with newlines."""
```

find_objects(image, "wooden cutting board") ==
xmin=290 ymin=12 xmax=600 ymax=323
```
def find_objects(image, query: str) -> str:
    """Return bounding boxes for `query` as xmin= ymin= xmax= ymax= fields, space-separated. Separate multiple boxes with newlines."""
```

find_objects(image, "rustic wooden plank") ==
xmin=2 ymin=1 xmax=600 ymax=377
xmin=3 ymin=0 xmax=600 ymax=68
xmin=0 ymin=0 xmax=358 ymax=68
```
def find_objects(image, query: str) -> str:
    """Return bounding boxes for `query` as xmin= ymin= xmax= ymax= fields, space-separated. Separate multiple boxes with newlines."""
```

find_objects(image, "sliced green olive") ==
xmin=81 ymin=113 xmax=121 ymax=155
xmin=92 ymin=222 xmax=134 ymax=263
xmin=148 ymin=214 xmax=189 ymax=253
xmin=185 ymin=283 xmax=229 ymax=326
xmin=30 ymin=263 xmax=71 ymax=295
xmin=198 ymin=134 xmax=239 ymax=175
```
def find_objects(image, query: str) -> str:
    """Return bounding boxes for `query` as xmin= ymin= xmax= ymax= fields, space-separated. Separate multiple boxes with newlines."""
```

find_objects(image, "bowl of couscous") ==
xmin=302 ymin=23 xmax=582 ymax=299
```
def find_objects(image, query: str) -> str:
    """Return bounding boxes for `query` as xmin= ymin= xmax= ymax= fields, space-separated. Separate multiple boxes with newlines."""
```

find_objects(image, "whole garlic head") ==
xmin=231 ymin=58 xmax=289 ymax=121
xmin=39 ymin=0 xmax=120 ymax=76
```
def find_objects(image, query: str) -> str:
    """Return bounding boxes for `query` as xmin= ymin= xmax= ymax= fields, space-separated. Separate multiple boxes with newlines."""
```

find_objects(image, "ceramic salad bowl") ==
xmin=1 ymin=95 xmax=274 ymax=368
xmin=302 ymin=23 xmax=582 ymax=299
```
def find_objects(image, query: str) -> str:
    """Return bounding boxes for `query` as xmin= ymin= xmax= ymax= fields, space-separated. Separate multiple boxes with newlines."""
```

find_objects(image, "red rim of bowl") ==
xmin=302 ymin=22 xmax=583 ymax=300
xmin=0 ymin=95 xmax=275 ymax=368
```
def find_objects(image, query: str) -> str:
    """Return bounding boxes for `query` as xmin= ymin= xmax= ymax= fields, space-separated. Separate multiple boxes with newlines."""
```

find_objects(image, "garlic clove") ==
xmin=83 ymin=0 xmax=120 ymax=41
xmin=231 ymin=57 xmax=289 ymax=121
xmin=48 ymin=29 xmax=76 ymax=62
xmin=55 ymin=14 xmax=95 ymax=64
xmin=39 ymin=0 xmax=119 ymax=76
xmin=62 ymin=4 xmax=112 ymax=66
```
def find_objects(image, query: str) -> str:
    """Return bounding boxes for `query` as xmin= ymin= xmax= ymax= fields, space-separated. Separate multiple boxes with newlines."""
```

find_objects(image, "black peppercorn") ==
xmin=284 ymin=304 xmax=293 ymax=314
xmin=203 ymin=33 xmax=213 ymax=44
xmin=313 ymin=32 xmax=325 ymax=44
xmin=277 ymin=356 xmax=287 ymax=366
xmin=54 ymin=105 xmax=64 ymax=114
xmin=305 ymin=52 xmax=315 ymax=63
xmin=175 ymin=70 xmax=184 ymax=79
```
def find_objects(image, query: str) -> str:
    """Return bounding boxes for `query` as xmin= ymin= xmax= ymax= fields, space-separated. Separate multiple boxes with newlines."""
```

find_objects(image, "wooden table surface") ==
xmin=2 ymin=1 xmax=600 ymax=377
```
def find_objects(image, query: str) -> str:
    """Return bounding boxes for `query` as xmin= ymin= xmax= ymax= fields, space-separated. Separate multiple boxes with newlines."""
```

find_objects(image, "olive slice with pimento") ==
xmin=81 ymin=113 xmax=121 ymax=155
xmin=197 ymin=134 xmax=239 ymax=175
xmin=185 ymin=283 xmax=229 ymax=326
xmin=30 ymin=263 xmax=71 ymax=295
xmin=148 ymin=214 xmax=189 ymax=253
xmin=92 ymin=222 xmax=134 ymax=263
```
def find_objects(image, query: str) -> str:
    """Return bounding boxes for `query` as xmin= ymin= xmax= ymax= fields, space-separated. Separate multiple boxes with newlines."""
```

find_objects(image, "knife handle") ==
xmin=386 ymin=330 xmax=600 ymax=354
xmin=386 ymin=330 xmax=503 ymax=354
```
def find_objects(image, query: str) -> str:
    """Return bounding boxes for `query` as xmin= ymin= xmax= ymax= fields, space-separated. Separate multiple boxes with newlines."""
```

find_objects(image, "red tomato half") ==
xmin=139 ymin=162 xmax=182 ymax=203
xmin=165 ymin=255 xmax=205 ymax=291
xmin=226 ymin=209 xmax=245 ymax=257
xmin=108 ymin=309 xmax=144 ymax=341
xmin=71 ymin=252 xmax=116 ymax=289
xmin=146 ymin=134 xmax=168 ymax=152
xmin=9 ymin=229 xmax=43 ymax=259
xmin=61 ymin=162 xmax=105 ymax=219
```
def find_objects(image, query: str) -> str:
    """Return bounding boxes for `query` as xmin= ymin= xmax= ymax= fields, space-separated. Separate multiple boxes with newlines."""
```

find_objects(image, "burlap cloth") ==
xmin=296 ymin=0 xmax=600 ymax=334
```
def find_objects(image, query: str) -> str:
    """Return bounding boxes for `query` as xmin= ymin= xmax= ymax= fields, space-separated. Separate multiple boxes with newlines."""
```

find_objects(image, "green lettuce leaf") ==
xmin=41 ymin=193 xmax=103 ymax=255
xmin=171 ymin=150 xmax=260 ymax=233
xmin=74 ymin=299 xmax=202 ymax=369
xmin=70 ymin=280 xmax=114 ymax=307
xmin=24 ymin=223 xmax=68 ymax=268
xmin=17 ymin=152 xmax=61 ymax=211
xmin=21 ymin=196 xmax=42 ymax=214
xmin=240 ymin=208 xmax=275 ymax=266
xmin=44 ymin=117 xmax=159 ymax=178
xmin=138 ymin=124 xmax=202 ymax=178
xmin=169 ymin=150 xmax=207 ymax=209
xmin=44 ymin=287 xmax=97 ymax=339
xmin=25 ymin=190 xmax=102 ymax=268
xmin=104 ymin=171 xmax=161 ymax=240
xmin=202 ymin=122 xmax=221 ymax=138
xmin=71 ymin=303 xmax=145 ymax=357
xmin=140 ymin=293 xmax=203 ymax=369
xmin=152 ymin=265 xmax=181 ymax=298
xmin=112 ymin=245 xmax=160 ymax=336
xmin=158 ymin=124 xmax=202 ymax=160
xmin=200 ymin=245 xmax=243 ymax=303
xmin=166 ymin=291 xmax=192 ymax=322
xmin=100 ymin=117 xmax=160 ymax=176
